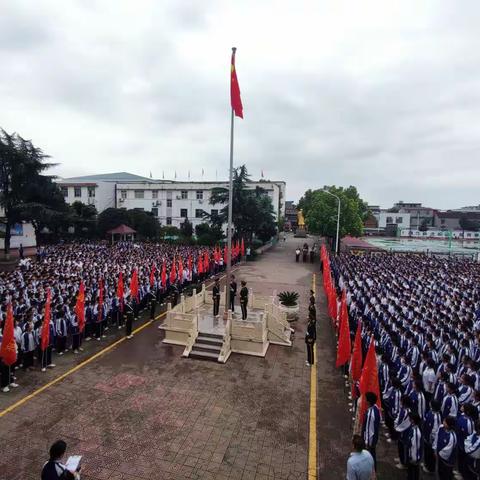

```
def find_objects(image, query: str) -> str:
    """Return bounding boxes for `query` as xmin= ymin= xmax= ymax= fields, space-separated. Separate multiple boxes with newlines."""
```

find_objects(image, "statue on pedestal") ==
xmin=294 ymin=209 xmax=307 ymax=238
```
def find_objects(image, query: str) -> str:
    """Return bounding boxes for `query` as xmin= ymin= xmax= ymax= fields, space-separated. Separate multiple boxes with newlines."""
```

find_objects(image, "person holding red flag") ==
xmin=349 ymin=320 xmax=363 ymax=404
xmin=72 ymin=282 xmax=85 ymax=354
xmin=39 ymin=290 xmax=55 ymax=371
xmin=0 ymin=304 xmax=18 ymax=392
xmin=336 ymin=292 xmax=351 ymax=372
xmin=116 ymin=272 xmax=125 ymax=329
xmin=95 ymin=278 xmax=105 ymax=340
xmin=170 ymin=258 xmax=177 ymax=285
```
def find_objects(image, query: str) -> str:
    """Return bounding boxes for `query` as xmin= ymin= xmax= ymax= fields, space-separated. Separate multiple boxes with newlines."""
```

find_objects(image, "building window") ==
xmin=121 ymin=190 xmax=127 ymax=199
xmin=134 ymin=190 xmax=144 ymax=199
xmin=386 ymin=216 xmax=393 ymax=223
xmin=211 ymin=209 xmax=218 ymax=216
xmin=87 ymin=187 xmax=95 ymax=198
xmin=441 ymin=218 xmax=445 ymax=225
xmin=166 ymin=217 xmax=172 ymax=225
xmin=74 ymin=187 xmax=81 ymax=197
xmin=195 ymin=209 xmax=203 ymax=218
xmin=152 ymin=190 xmax=158 ymax=199
xmin=196 ymin=190 xmax=203 ymax=200
xmin=396 ymin=217 xmax=403 ymax=224
xmin=151 ymin=207 xmax=158 ymax=217
xmin=167 ymin=199 xmax=172 ymax=207
xmin=181 ymin=190 xmax=188 ymax=199
xmin=180 ymin=209 xmax=188 ymax=218
xmin=61 ymin=187 xmax=68 ymax=197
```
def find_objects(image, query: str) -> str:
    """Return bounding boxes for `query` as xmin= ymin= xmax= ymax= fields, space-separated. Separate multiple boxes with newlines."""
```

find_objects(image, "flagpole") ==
xmin=224 ymin=92 xmax=235 ymax=317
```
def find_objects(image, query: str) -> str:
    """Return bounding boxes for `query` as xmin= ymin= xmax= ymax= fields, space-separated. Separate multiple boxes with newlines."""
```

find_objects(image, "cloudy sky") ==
xmin=1 ymin=1 xmax=480 ymax=208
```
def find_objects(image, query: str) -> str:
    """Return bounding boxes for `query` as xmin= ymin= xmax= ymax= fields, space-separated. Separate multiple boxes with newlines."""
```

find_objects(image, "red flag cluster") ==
xmin=76 ymin=282 xmax=85 ymax=332
xmin=320 ymin=245 xmax=338 ymax=322
xmin=336 ymin=291 xmax=351 ymax=368
xmin=0 ymin=304 xmax=16 ymax=366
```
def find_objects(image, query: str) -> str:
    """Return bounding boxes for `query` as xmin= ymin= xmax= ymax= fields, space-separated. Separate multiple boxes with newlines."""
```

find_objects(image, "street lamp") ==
xmin=321 ymin=189 xmax=341 ymax=255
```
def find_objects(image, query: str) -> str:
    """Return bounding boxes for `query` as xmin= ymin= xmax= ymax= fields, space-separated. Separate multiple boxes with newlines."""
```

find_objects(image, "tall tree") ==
xmin=0 ymin=129 xmax=57 ymax=254
xmin=300 ymin=185 xmax=367 ymax=239
xmin=209 ymin=165 xmax=277 ymax=241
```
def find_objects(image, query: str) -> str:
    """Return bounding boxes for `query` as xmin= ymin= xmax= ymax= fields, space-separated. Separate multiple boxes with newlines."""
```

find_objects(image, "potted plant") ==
xmin=277 ymin=291 xmax=300 ymax=321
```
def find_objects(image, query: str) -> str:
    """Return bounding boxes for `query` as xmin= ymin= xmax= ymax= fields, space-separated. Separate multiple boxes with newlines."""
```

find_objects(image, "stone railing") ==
xmin=218 ymin=311 xmax=232 ymax=363
xmin=265 ymin=302 xmax=292 ymax=346
xmin=159 ymin=307 xmax=198 ymax=347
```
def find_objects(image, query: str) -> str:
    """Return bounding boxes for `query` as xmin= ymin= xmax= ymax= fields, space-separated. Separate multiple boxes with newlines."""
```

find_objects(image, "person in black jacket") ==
xmin=305 ymin=318 xmax=316 ymax=366
xmin=212 ymin=278 xmax=220 ymax=317
xmin=240 ymin=281 xmax=249 ymax=320
xmin=41 ymin=440 xmax=79 ymax=480
xmin=229 ymin=275 xmax=237 ymax=313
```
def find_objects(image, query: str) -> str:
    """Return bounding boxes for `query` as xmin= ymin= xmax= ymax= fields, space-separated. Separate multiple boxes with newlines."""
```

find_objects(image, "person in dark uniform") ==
xmin=41 ymin=440 xmax=80 ymax=480
xmin=240 ymin=281 xmax=248 ymax=320
xmin=125 ymin=297 xmax=134 ymax=339
xmin=308 ymin=298 xmax=316 ymax=323
xmin=229 ymin=275 xmax=237 ymax=312
xmin=302 ymin=243 xmax=308 ymax=262
xmin=212 ymin=278 xmax=220 ymax=317
xmin=305 ymin=318 xmax=316 ymax=366
xmin=149 ymin=289 xmax=157 ymax=320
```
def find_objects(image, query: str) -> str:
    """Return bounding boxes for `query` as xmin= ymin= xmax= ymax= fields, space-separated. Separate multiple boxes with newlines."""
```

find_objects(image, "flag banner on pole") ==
xmin=98 ymin=278 xmax=104 ymax=322
xmin=76 ymin=282 xmax=86 ymax=332
xmin=117 ymin=272 xmax=124 ymax=312
xmin=231 ymin=48 xmax=243 ymax=118
xmin=359 ymin=336 xmax=382 ymax=422
xmin=0 ymin=303 xmax=17 ymax=366
xmin=336 ymin=291 xmax=351 ymax=368
xmin=41 ymin=289 xmax=52 ymax=352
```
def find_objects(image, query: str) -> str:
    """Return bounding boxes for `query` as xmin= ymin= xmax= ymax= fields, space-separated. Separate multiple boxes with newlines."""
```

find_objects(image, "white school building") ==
xmin=57 ymin=172 xmax=286 ymax=229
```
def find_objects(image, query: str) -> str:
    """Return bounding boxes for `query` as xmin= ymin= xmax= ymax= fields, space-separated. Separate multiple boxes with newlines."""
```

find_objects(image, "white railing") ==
xmin=265 ymin=302 xmax=292 ymax=346
xmin=218 ymin=311 xmax=232 ymax=363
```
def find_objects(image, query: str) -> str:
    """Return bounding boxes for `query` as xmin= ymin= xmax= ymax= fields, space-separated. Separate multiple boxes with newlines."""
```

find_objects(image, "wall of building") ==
xmin=0 ymin=222 xmax=37 ymax=250
xmin=59 ymin=181 xmax=116 ymax=212
xmin=377 ymin=212 xmax=411 ymax=229
xmin=400 ymin=228 xmax=480 ymax=240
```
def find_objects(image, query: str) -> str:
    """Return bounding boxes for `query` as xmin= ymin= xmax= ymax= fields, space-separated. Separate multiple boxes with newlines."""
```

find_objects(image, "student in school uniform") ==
xmin=457 ymin=403 xmax=476 ymax=480
xmin=441 ymin=382 xmax=459 ymax=419
xmin=423 ymin=399 xmax=442 ymax=474
xmin=406 ymin=412 xmax=422 ymax=480
xmin=41 ymin=440 xmax=80 ymax=480
xmin=21 ymin=323 xmax=36 ymax=370
xmin=395 ymin=395 xmax=413 ymax=470
xmin=55 ymin=310 xmax=68 ymax=355
xmin=362 ymin=391 xmax=380 ymax=470
xmin=465 ymin=420 xmax=480 ymax=480
xmin=434 ymin=416 xmax=458 ymax=480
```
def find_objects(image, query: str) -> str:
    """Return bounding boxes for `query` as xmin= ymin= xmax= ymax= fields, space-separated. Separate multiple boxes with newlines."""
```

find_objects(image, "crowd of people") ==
xmin=0 ymin=241 xmax=243 ymax=392
xmin=331 ymin=252 xmax=480 ymax=479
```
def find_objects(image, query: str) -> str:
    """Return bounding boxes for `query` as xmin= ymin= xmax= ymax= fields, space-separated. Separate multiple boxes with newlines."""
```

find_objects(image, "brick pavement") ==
xmin=0 ymin=236 xmax=364 ymax=480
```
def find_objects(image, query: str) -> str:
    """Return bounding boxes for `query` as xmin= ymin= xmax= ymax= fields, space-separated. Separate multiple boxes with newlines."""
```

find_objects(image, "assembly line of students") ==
xmin=333 ymin=252 xmax=480 ymax=479
xmin=0 ymin=241 xmax=242 ymax=392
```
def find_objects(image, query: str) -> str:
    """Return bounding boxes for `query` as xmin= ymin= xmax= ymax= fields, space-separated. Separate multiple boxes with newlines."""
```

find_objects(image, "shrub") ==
xmin=278 ymin=291 xmax=299 ymax=307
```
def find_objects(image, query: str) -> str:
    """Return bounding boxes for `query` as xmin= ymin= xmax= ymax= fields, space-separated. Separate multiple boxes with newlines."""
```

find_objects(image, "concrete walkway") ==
xmin=0 ymin=235 xmax=353 ymax=480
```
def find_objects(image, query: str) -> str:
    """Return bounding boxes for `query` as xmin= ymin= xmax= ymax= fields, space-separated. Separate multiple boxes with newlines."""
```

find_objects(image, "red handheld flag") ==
xmin=161 ymin=262 xmax=167 ymax=288
xmin=117 ymin=272 xmax=124 ymax=312
xmin=178 ymin=258 xmax=184 ymax=283
xmin=0 ymin=303 xmax=17 ymax=366
xmin=150 ymin=264 xmax=156 ymax=287
xmin=231 ymin=48 xmax=243 ymax=118
xmin=188 ymin=255 xmax=193 ymax=280
xmin=335 ymin=293 xmax=351 ymax=368
xmin=170 ymin=257 xmax=177 ymax=284
xmin=130 ymin=269 xmax=139 ymax=301
xmin=41 ymin=289 xmax=52 ymax=352
xmin=76 ymin=282 xmax=86 ymax=333
xmin=359 ymin=336 xmax=382 ymax=422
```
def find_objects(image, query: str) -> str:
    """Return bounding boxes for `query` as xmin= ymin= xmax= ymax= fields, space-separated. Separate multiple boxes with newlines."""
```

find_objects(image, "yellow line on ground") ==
xmin=0 ymin=269 xmax=240 ymax=418
xmin=0 ymin=311 xmax=166 ymax=418
xmin=308 ymin=273 xmax=318 ymax=479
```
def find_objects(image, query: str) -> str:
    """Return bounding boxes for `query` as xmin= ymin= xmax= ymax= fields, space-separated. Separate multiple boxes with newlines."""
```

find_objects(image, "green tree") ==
xmin=0 ymin=129 xmax=59 ymax=254
xmin=97 ymin=208 xmax=131 ymax=237
xmin=128 ymin=209 xmax=159 ymax=239
xmin=195 ymin=222 xmax=223 ymax=245
xmin=459 ymin=214 xmax=479 ymax=232
xmin=69 ymin=201 xmax=98 ymax=238
xmin=209 ymin=165 xmax=277 ymax=241
xmin=301 ymin=186 xmax=367 ymax=239
xmin=180 ymin=217 xmax=193 ymax=238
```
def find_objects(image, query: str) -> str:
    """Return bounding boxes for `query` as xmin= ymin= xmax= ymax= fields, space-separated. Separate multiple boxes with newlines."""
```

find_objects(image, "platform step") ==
xmin=192 ymin=343 xmax=222 ymax=353
xmin=189 ymin=349 xmax=220 ymax=361
xmin=198 ymin=332 xmax=223 ymax=340
xmin=196 ymin=334 xmax=223 ymax=347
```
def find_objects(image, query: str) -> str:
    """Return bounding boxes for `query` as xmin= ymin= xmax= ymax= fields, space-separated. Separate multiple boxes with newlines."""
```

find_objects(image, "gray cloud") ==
xmin=1 ymin=0 xmax=480 ymax=209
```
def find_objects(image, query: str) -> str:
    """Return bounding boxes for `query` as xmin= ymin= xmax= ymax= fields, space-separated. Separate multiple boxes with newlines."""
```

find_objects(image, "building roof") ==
xmin=107 ymin=224 xmax=137 ymax=235
xmin=436 ymin=210 xmax=480 ymax=219
xmin=61 ymin=172 xmax=153 ymax=183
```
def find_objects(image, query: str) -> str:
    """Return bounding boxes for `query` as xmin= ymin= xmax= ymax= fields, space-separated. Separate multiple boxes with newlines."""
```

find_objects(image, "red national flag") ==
xmin=130 ymin=269 xmax=139 ymax=301
xmin=76 ymin=282 xmax=86 ymax=332
xmin=97 ymin=278 xmax=104 ymax=322
xmin=230 ymin=48 xmax=243 ymax=119
xmin=0 ymin=303 xmax=17 ymax=366
xmin=335 ymin=292 xmax=351 ymax=368
xmin=150 ymin=264 xmax=156 ymax=287
xmin=359 ymin=336 xmax=382 ymax=422
xmin=41 ymin=289 xmax=52 ymax=352
xmin=117 ymin=272 xmax=124 ymax=312
xmin=350 ymin=320 xmax=363 ymax=382
xmin=161 ymin=262 xmax=167 ymax=287
xmin=170 ymin=258 xmax=177 ymax=284
xmin=241 ymin=238 xmax=245 ymax=256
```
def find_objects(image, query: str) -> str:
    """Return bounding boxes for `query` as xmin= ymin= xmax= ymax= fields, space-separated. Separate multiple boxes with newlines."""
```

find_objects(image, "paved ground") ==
xmin=0 ymin=236 xmax=403 ymax=479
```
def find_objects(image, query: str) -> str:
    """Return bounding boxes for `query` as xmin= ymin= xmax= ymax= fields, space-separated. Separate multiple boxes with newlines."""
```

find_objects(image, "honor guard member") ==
xmin=239 ymin=281 xmax=248 ymax=320
xmin=308 ymin=297 xmax=316 ymax=323
xmin=212 ymin=278 xmax=220 ymax=317
xmin=229 ymin=275 xmax=237 ymax=312
xmin=125 ymin=296 xmax=134 ymax=339
xmin=305 ymin=318 xmax=316 ymax=366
